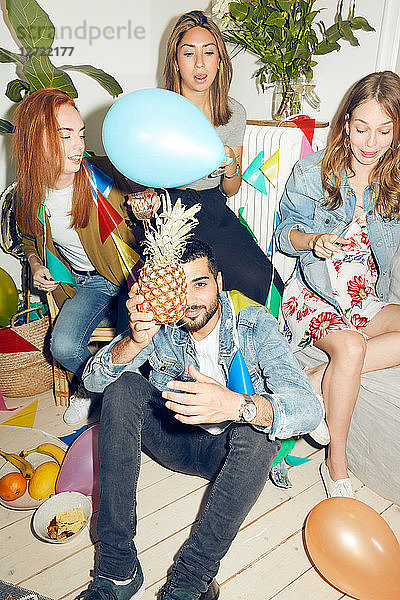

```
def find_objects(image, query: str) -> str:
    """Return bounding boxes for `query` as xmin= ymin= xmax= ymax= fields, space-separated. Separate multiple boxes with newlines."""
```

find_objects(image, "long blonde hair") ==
xmin=321 ymin=71 xmax=400 ymax=220
xmin=164 ymin=10 xmax=233 ymax=127
xmin=13 ymin=88 xmax=93 ymax=237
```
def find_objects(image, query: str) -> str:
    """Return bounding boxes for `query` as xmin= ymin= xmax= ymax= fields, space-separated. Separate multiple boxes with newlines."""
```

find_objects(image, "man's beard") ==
xmin=179 ymin=296 xmax=220 ymax=333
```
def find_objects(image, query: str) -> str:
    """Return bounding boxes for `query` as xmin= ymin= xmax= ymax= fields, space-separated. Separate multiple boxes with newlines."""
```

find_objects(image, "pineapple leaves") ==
xmin=59 ymin=65 xmax=123 ymax=97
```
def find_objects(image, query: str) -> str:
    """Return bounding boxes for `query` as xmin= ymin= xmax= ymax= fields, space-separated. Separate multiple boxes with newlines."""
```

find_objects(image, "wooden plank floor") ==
xmin=0 ymin=391 xmax=398 ymax=600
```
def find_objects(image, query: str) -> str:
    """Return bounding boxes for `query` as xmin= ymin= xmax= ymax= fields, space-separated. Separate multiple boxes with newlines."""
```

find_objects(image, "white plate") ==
xmin=32 ymin=491 xmax=92 ymax=543
xmin=0 ymin=427 xmax=67 ymax=511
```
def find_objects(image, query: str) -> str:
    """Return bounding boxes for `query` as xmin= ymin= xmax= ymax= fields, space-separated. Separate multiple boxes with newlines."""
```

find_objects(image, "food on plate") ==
xmin=20 ymin=443 xmax=66 ymax=465
xmin=28 ymin=461 xmax=60 ymax=500
xmin=47 ymin=506 xmax=86 ymax=539
xmin=0 ymin=449 xmax=34 ymax=479
xmin=0 ymin=472 xmax=27 ymax=501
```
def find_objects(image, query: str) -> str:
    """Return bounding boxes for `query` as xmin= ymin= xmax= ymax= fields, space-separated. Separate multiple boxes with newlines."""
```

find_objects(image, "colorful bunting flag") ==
xmin=300 ymin=135 xmax=314 ymax=159
xmin=0 ymin=327 xmax=40 ymax=353
xmin=242 ymin=151 xmax=268 ymax=196
xmin=58 ymin=424 xmax=88 ymax=446
xmin=97 ymin=191 xmax=124 ymax=244
xmin=285 ymin=114 xmax=316 ymax=147
xmin=260 ymin=149 xmax=280 ymax=187
xmin=0 ymin=390 xmax=17 ymax=411
xmin=45 ymin=248 xmax=76 ymax=285
xmin=1 ymin=398 xmax=39 ymax=428
xmin=238 ymin=207 xmax=258 ymax=242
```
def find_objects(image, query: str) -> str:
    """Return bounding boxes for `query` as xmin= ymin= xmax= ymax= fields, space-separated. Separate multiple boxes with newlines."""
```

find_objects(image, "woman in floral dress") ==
xmin=275 ymin=71 xmax=400 ymax=498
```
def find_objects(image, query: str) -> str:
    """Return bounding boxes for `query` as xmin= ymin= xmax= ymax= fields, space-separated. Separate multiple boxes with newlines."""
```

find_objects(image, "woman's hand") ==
xmin=221 ymin=145 xmax=243 ymax=197
xmin=311 ymin=234 xmax=350 ymax=259
xmin=127 ymin=188 xmax=161 ymax=219
xmin=30 ymin=259 xmax=59 ymax=292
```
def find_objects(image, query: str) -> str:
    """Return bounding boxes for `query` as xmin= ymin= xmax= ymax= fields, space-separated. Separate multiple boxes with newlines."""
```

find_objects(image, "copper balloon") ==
xmin=305 ymin=498 xmax=400 ymax=600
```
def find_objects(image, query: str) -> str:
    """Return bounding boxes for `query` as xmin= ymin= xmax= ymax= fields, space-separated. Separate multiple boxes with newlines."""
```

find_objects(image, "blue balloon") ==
xmin=102 ymin=88 xmax=226 ymax=188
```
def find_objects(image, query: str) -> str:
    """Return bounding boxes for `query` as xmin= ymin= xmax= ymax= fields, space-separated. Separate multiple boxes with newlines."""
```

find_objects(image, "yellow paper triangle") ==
xmin=260 ymin=149 xmax=279 ymax=187
xmin=112 ymin=234 xmax=140 ymax=277
xmin=2 ymin=398 xmax=39 ymax=428
xmin=229 ymin=290 xmax=262 ymax=315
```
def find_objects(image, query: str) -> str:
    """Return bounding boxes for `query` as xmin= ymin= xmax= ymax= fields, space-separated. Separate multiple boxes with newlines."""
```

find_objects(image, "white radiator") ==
xmin=228 ymin=124 xmax=328 ymax=282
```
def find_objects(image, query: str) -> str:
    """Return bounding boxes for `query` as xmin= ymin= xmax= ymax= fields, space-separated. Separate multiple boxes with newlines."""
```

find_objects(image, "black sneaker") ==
xmin=76 ymin=563 xmax=144 ymax=600
xmin=158 ymin=579 xmax=220 ymax=600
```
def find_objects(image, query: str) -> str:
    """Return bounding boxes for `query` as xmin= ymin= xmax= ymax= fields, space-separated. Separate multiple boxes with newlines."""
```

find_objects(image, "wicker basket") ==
xmin=0 ymin=306 xmax=53 ymax=397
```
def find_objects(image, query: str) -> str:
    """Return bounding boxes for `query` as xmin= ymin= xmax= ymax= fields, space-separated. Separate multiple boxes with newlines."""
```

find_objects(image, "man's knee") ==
xmin=231 ymin=425 xmax=279 ymax=464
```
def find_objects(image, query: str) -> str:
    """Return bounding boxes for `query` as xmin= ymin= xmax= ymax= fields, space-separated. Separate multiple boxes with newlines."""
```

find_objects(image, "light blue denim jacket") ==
xmin=82 ymin=291 xmax=322 ymax=440
xmin=275 ymin=149 xmax=400 ymax=308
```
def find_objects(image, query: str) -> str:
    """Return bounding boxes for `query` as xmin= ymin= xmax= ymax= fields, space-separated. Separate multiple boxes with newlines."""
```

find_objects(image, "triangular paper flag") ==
xmin=0 ymin=390 xmax=17 ymax=411
xmin=85 ymin=161 xmax=113 ymax=199
xmin=45 ymin=248 xmax=76 ymax=285
xmin=58 ymin=424 xmax=88 ymax=446
xmin=300 ymin=135 xmax=313 ymax=159
xmin=2 ymin=398 xmax=39 ymax=428
xmin=271 ymin=437 xmax=296 ymax=467
xmin=285 ymin=454 xmax=311 ymax=466
xmin=242 ymin=151 xmax=268 ymax=196
xmin=286 ymin=114 xmax=315 ymax=147
xmin=0 ymin=327 xmax=40 ymax=353
xmin=238 ymin=207 xmax=258 ymax=242
xmin=97 ymin=191 xmax=124 ymax=244
xmin=260 ymin=149 xmax=279 ymax=187
xmin=112 ymin=233 xmax=142 ymax=281
xmin=229 ymin=290 xmax=262 ymax=315
xmin=227 ymin=348 xmax=255 ymax=394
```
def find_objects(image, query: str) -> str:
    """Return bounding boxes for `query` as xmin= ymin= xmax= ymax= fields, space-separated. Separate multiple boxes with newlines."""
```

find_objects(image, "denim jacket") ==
xmin=275 ymin=149 xmax=400 ymax=308
xmin=83 ymin=291 xmax=322 ymax=440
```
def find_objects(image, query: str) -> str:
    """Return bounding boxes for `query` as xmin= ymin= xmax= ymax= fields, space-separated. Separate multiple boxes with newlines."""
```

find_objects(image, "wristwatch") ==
xmin=238 ymin=393 xmax=257 ymax=423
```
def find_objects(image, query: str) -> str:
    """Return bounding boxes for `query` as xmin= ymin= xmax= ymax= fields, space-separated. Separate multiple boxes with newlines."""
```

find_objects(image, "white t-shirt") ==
xmin=191 ymin=319 xmax=231 ymax=435
xmin=45 ymin=186 xmax=94 ymax=272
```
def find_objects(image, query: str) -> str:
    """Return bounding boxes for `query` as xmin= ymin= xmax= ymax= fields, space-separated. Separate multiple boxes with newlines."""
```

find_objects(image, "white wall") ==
xmin=0 ymin=0 xmax=397 ymax=286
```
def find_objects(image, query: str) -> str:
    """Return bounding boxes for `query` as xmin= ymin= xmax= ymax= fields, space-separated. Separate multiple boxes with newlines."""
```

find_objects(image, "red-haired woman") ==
xmin=276 ymin=71 xmax=400 ymax=498
xmin=162 ymin=10 xmax=273 ymax=305
xmin=13 ymin=88 xmax=150 ymax=425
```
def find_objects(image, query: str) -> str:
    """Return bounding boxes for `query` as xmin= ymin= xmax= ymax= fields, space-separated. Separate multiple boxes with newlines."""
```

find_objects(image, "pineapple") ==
xmin=138 ymin=193 xmax=201 ymax=324
xmin=128 ymin=191 xmax=155 ymax=220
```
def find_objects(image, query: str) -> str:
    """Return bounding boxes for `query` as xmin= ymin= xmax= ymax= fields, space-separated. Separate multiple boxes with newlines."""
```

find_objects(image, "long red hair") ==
xmin=321 ymin=71 xmax=400 ymax=220
xmin=13 ymin=88 xmax=93 ymax=237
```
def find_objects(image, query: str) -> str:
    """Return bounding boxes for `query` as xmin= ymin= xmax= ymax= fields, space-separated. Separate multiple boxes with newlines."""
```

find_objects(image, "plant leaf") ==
xmin=351 ymin=16 xmax=375 ymax=32
xmin=6 ymin=78 xmax=30 ymax=102
xmin=340 ymin=22 xmax=359 ymax=46
xmin=59 ymin=65 xmax=123 ymax=97
xmin=0 ymin=47 xmax=26 ymax=64
xmin=6 ymin=0 xmax=54 ymax=50
xmin=229 ymin=2 xmax=249 ymax=21
xmin=276 ymin=0 xmax=292 ymax=12
xmin=0 ymin=119 xmax=15 ymax=133
xmin=22 ymin=54 xmax=78 ymax=96
xmin=315 ymin=40 xmax=341 ymax=55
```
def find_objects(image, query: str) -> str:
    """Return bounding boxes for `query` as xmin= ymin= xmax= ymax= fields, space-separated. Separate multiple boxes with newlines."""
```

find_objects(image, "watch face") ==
xmin=242 ymin=401 xmax=257 ymax=422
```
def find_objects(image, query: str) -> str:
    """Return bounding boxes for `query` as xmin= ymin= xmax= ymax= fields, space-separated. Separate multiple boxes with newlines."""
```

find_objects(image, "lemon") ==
xmin=28 ymin=461 xmax=60 ymax=500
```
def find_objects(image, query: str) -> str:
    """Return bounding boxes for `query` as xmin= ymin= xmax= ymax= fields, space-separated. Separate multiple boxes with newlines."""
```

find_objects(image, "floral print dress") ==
xmin=280 ymin=212 xmax=388 ymax=349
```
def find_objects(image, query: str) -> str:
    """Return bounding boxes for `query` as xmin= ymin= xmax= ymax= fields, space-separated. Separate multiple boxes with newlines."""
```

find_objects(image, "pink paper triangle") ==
xmin=0 ymin=389 xmax=17 ymax=411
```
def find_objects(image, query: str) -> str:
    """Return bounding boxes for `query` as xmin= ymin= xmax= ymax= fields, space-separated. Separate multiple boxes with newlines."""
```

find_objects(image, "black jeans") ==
xmin=96 ymin=372 xmax=279 ymax=594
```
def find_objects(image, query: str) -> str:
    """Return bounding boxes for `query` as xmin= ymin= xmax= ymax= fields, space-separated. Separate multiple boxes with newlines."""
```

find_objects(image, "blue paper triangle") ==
xmin=85 ymin=161 xmax=113 ymax=199
xmin=227 ymin=348 xmax=255 ymax=394
xmin=242 ymin=151 xmax=268 ymax=196
xmin=58 ymin=424 xmax=88 ymax=446
xmin=45 ymin=248 xmax=76 ymax=285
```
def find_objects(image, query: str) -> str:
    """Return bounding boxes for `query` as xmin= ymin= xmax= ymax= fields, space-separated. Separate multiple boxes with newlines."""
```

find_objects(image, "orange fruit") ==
xmin=0 ymin=472 xmax=27 ymax=501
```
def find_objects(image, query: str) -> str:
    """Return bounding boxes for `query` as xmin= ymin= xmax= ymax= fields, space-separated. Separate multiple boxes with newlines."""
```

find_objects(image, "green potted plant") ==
xmin=212 ymin=0 xmax=374 ymax=120
xmin=0 ymin=0 xmax=123 ymax=133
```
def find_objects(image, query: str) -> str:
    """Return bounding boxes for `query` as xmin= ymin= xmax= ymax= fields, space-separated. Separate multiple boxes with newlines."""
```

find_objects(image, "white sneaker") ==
xmin=319 ymin=460 xmax=355 ymax=498
xmin=63 ymin=385 xmax=100 ymax=426
xmin=308 ymin=394 xmax=330 ymax=446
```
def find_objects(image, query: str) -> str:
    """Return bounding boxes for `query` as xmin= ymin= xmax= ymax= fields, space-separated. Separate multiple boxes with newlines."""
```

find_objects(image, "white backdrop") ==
xmin=0 ymin=0 xmax=399 ymax=286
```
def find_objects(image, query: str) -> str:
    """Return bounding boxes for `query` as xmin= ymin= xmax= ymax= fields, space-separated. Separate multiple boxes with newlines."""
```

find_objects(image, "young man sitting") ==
xmin=79 ymin=239 xmax=323 ymax=600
